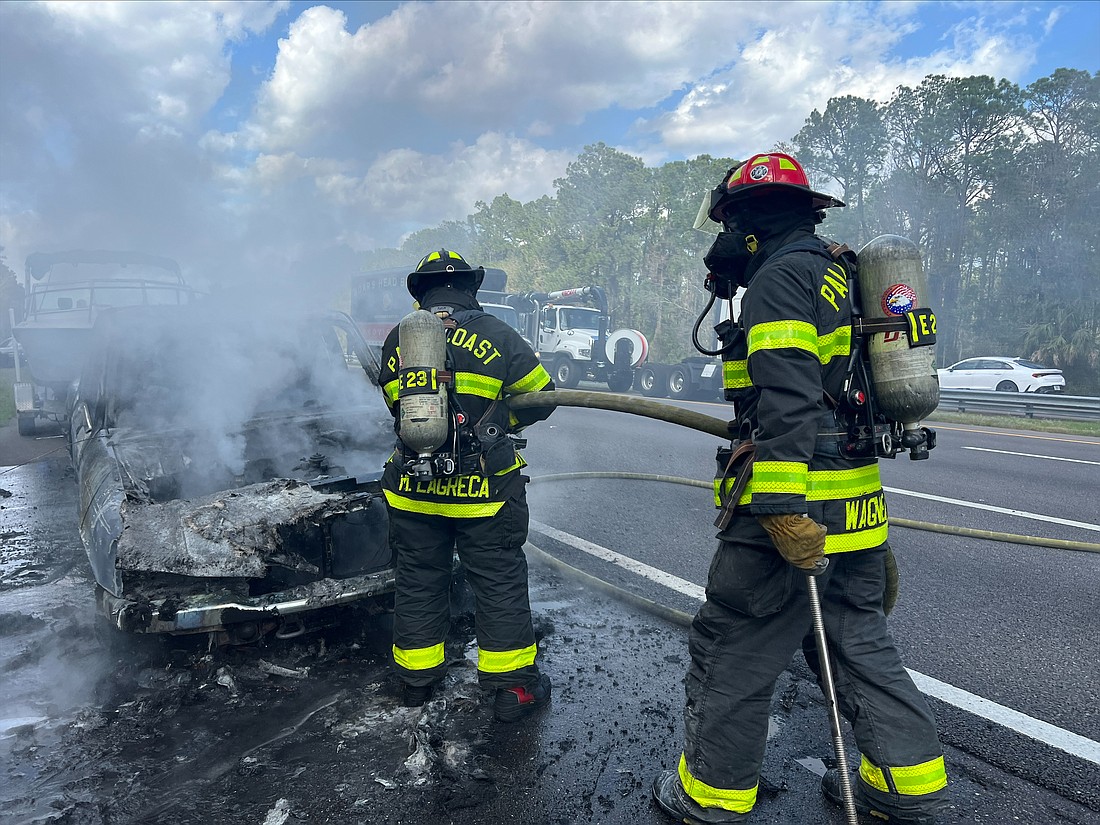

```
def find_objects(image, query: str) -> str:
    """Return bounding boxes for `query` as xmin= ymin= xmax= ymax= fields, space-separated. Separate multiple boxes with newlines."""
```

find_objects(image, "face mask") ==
xmin=704 ymin=231 xmax=759 ymax=288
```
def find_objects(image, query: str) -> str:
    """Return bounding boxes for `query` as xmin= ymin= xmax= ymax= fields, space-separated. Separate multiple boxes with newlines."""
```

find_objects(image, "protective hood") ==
xmin=420 ymin=286 xmax=481 ymax=316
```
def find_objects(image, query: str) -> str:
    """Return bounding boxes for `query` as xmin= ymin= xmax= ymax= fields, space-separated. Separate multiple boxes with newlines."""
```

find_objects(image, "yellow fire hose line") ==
xmin=510 ymin=392 xmax=1100 ymax=555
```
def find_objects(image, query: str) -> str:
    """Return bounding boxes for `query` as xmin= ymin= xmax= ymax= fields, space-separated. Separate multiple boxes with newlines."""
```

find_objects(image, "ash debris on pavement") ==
xmin=5 ymin=457 xmax=1098 ymax=824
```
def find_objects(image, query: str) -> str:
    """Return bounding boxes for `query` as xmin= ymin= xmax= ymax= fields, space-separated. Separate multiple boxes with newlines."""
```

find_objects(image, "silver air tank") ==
xmin=856 ymin=235 xmax=939 ymax=450
xmin=397 ymin=310 xmax=449 ymax=464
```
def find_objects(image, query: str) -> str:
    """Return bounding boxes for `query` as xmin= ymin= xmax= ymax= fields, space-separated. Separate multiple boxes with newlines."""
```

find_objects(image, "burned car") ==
xmin=67 ymin=301 xmax=398 ymax=644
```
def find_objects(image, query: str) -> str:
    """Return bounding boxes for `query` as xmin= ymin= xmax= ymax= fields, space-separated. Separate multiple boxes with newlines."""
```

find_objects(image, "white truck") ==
xmin=633 ymin=292 xmax=742 ymax=401
xmin=11 ymin=250 xmax=200 ymax=436
xmin=482 ymin=286 xmax=648 ymax=392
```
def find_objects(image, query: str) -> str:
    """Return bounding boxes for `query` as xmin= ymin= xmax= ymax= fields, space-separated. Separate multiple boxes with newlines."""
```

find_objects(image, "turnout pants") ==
xmin=387 ymin=479 xmax=539 ymax=691
xmin=680 ymin=515 xmax=948 ymax=817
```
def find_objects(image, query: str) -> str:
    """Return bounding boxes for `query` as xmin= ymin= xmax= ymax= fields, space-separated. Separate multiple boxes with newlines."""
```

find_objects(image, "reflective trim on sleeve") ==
xmin=717 ymin=464 xmax=881 ymax=510
xmin=393 ymin=642 xmax=445 ymax=672
xmin=817 ymin=324 xmax=852 ymax=364
xmin=678 ymin=753 xmax=757 ymax=814
xmin=723 ymin=359 xmax=750 ymax=389
xmin=860 ymin=754 xmax=948 ymax=796
xmin=493 ymin=453 xmax=527 ymax=476
xmin=382 ymin=490 xmax=505 ymax=518
xmin=477 ymin=642 xmax=537 ymax=674
xmin=748 ymin=320 xmax=818 ymax=358
xmin=750 ymin=460 xmax=808 ymax=496
xmin=506 ymin=364 xmax=552 ymax=394
xmin=748 ymin=319 xmax=852 ymax=365
xmin=806 ymin=465 xmax=881 ymax=501
xmin=383 ymin=379 xmax=400 ymax=405
xmin=453 ymin=372 xmax=504 ymax=400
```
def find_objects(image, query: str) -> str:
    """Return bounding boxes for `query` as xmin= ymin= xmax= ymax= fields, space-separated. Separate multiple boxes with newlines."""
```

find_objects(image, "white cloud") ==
xmin=0 ymin=0 xmax=1079 ymax=285
xmin=638 ymin=1 xmax=1048 ymax=160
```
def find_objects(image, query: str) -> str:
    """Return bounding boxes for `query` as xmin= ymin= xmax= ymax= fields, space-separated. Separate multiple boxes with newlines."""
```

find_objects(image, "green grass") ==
xmin=928 ymin=411 xmax=1100 ymax=437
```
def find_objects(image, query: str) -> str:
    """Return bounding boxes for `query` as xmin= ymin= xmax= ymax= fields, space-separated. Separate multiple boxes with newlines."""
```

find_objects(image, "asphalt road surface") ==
xmin=1 ymin=399 xmax=1098 ymax=824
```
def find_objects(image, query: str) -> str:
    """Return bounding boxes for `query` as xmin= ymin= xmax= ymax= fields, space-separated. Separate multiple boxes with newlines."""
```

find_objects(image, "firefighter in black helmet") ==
xmin=378 ymin=249 xmax=556 ymax=722
xmin=652 ymin=155 xmax=949 ymax=823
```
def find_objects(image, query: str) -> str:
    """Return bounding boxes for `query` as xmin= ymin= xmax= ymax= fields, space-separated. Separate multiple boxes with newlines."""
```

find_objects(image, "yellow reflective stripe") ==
xmin=383 ymin=379 xmax=400 ymax=405
xmin=751 ymin=460 xmax=808 ymax=496
xmin=494 ymin=453 xmax=527 ymax=476
xmin=748 ymin=320 xmax=818 ymax=357
xmin=806 ymin=465 xmax=881 ymax=501
xmin=777 ymin=156 xmax=798 ymax=171
xmin=723 ymin=359 xmax=749 ymax=389
xmin=393 ymin=642 xmax=445 ymax=672
xmin=717 ymin=465 xmax=880 ymax=509
xmin=817 ymin=324 xmax=852 ymax=364
xmin=506 ymin=364 xmax=552 ymax=394
xmin=454 ymin=371 xmax=503 ymax=400
xmin=749 ymin=320 xmax=852 ymax=364
xmin=714 ymin=477 xmax=752 ymax=507
xmin=477 ymin=643 xmax=537 ymax=674
xmin=418 ymin=249 xmax=464 ymax=267
xmin=382 ymin=490 xmax=504 ymax=518
xmin=825 ymin=521 xmax=888 ymax=554
xmin=678 ymin=754 xmax=756 ymax=814
xmin=860 ymin=754 xmax=948 ymax=796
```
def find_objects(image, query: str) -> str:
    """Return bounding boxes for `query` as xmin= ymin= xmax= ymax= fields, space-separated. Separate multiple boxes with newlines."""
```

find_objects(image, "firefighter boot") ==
xmin=493 ymin=672 xmax=551 ymax=722
xmin=822 ymin=768 xmax=943 ymax=824
xmin=402 ymin=681 xmax=436 ymax=708
xmin=651 ymin=771 xmax=749 ymax=824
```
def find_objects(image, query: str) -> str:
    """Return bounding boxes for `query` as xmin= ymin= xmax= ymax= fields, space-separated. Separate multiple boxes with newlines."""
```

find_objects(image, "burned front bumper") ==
xmin=97 ymin=566 xmax=396 ymax=638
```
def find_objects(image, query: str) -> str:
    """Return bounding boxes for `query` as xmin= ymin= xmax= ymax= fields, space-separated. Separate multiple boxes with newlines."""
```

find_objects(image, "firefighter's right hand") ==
xmin=757 ymin=513 xmax=829 ymax=576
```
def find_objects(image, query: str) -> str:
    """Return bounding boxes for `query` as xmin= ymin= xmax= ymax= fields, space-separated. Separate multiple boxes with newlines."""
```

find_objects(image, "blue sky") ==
xmin=1 ymin=0 xmax=1097 ymax=296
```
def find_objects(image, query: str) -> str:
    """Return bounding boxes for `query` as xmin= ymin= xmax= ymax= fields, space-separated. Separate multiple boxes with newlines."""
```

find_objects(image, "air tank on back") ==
xmin=856 ymin=235 xmax=939 ymax=449
xmin=397 ymin=309 xmax=449 ymax=463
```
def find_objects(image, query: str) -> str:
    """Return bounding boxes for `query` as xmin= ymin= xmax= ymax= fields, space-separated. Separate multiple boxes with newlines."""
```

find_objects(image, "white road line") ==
xmin=907 ymin=671 xmax=1100 ymax=765
xmin=883 ymin=486 xmax=1100 ymax=532
xmin=529 ymin=521 xmax=1100 ymax=767
xmin=529 ymin=519 xmax=706 ymax=600
xmin=961 ymin=446 xmax=1100 ymax=466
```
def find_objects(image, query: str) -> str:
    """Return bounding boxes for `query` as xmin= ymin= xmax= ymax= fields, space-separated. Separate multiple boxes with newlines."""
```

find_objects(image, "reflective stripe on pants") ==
xmin=387 ymin=482 xmax=539 ymax=690
xmin=681 ymin=515 xmax=947 ymax=815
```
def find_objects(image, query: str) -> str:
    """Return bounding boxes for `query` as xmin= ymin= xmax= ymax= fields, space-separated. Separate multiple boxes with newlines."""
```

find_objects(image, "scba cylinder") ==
xmin=857 ymin=235 xmax=939 ymax=425
xmin=397 ymin=310 xmax=449 ymax=455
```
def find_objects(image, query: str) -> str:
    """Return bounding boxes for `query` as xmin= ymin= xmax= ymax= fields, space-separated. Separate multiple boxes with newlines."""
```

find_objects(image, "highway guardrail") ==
xmin=936 ymin=389 xmax=1100 ymax=421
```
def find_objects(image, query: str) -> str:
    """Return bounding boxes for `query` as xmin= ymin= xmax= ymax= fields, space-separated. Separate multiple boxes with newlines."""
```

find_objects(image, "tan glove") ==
xmin=757 ymin=513 xmax=829 ymax=575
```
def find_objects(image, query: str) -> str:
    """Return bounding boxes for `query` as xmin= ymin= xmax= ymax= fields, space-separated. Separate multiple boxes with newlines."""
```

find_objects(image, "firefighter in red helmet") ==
xmin=652 ymin=154 xmax=949 ymax=823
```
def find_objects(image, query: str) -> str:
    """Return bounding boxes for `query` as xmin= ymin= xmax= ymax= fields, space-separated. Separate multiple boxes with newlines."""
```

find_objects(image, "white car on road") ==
xmin=937 ymin=357 xmax=1066 ymax=393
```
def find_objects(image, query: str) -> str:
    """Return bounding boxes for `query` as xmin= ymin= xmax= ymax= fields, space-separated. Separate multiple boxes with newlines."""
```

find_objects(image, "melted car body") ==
xmin=68 ymin=302 xmax=394 ymax=642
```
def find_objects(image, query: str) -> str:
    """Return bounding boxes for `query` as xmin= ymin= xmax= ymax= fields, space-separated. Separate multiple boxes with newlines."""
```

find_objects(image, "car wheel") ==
xmin=553 ymin=356 xmax=580 ymax=389
xmin=638 ymin=365 xmax=667 ymax=398
xmin=667 ymin=365 xmax=692 ymax=400
xmin=606 ymin=370 xmax=634 ymax=393
xmin=995 ymin=381 xmax=1018 ymax=392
